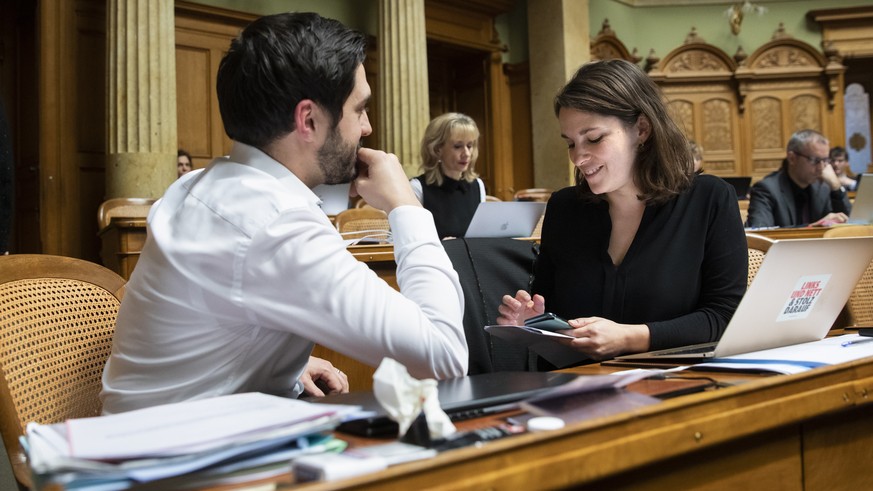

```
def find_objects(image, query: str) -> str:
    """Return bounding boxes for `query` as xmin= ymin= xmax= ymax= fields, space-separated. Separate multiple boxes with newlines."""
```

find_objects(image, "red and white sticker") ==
xmin=778 ymin=275 xmax=830 ymax=321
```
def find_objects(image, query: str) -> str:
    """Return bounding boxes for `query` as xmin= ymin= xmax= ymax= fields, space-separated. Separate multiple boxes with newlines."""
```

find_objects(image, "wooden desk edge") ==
xmin=294 ymin=358 xmax=873 ymax=490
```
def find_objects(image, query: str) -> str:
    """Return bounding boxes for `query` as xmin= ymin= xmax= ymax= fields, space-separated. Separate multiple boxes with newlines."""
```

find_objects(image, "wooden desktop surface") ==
xmin=282 ymin=357 xmax=873 ymax=490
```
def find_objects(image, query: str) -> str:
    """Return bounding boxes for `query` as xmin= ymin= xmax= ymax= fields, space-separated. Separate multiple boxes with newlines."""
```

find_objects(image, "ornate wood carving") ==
xmin=649 ymin=30 xmax=742 ymax=176
xmin=590 ymin=19 xmax=641 ymax=63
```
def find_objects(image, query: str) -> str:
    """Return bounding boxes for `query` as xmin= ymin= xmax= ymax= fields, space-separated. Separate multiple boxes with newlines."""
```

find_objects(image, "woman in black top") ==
xmin=497 ymin=59 xmax=747 ymax=362
xmin=411 ymin=113 xmax=486 ymax=238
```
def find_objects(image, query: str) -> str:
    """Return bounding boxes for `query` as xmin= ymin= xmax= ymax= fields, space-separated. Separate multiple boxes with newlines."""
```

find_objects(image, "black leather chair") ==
xmin=443 ymin=238 xmax=540 ymax=374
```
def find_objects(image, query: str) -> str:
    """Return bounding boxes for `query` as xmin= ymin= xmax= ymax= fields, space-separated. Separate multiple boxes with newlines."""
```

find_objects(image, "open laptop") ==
xmin=615 ymin=236 xmax=873 ymax=362
xmin=847 ymin=173 xmax=873 ymax=224
xmin=723 ymin=176 xmax=752 ymax=200
xmin=310 ymin=371 xmax=577 ymax=436
xmin=464 ymin=201 xmax=546 ymax=238
xmin=312 ymin=183 xmax=351 ymax=215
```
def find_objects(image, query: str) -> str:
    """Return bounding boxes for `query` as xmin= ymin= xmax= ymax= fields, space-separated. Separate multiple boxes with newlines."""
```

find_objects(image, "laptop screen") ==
xmin=464 ymin=202 xmax=546 ymax=238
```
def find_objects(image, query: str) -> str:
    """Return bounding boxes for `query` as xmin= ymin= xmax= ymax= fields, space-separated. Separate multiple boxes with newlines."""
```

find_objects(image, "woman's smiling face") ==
xmin=559 ymin=107 xmax=645 ymax=197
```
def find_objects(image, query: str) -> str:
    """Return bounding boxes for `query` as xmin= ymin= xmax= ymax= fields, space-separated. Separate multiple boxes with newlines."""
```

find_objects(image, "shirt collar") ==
xmin=228 ymin=141 xmax=321 ymax=208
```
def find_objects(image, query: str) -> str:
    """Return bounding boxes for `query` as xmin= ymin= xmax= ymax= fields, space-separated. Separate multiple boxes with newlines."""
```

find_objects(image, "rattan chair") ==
xmin=746 ymin=233 xmax=775 ymax=289
xmin=0 ymin=255 xmax=126 ymax=487
xmin=823 ymin=225 xmax=873 ymax=327
xmin=334 ymin=208 xmax=391 ymax=242
xmin=97 ymin=197 xmax=156 ymax=231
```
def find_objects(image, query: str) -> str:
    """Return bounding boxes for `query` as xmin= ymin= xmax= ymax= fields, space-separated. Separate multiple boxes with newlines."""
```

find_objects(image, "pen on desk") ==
xmin=840 ymin=338 xmax=873 ymax=347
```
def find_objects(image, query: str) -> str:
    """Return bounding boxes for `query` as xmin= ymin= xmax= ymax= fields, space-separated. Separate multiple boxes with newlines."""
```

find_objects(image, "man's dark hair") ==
xmin=216 ymin=12 xmax=366 ymax=148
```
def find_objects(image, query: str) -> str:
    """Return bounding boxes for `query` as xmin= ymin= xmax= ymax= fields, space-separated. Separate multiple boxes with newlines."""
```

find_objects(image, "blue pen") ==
xmin=840 ymin=338 xmax=873 ymax=347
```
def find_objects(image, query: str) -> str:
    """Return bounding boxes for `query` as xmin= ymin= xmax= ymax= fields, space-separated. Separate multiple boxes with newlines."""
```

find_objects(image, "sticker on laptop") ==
xmin=778 ymin=275 xmax=830 ymax=321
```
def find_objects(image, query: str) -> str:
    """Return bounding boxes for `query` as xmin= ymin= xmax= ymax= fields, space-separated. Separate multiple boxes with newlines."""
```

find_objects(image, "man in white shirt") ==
xmin=100 ymin=12 xmax=468 ymax=414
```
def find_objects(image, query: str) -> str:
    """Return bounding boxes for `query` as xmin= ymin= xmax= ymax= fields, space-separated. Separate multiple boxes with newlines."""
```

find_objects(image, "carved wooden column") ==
xmin=378 ymin=0 xmax=430 ymax=177
xmin=106 ymin=0 xmax=176 ymax=198
xmin=527 ymin=0 xmax=589 ymax=190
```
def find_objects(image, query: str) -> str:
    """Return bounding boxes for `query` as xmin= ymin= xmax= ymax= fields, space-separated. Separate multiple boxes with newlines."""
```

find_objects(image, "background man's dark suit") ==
xmin=746 ymin=170 xmax=851 ymax=227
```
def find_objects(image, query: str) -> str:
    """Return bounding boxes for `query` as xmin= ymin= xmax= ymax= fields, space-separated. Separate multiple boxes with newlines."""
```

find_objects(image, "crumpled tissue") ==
xmin=373 ymin=358 xmax=456 ymax=440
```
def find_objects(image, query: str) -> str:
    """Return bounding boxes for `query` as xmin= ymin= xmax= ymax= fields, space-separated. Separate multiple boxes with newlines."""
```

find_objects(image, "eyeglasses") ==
xmin=792 ymin=151 xmax=831 ymax=166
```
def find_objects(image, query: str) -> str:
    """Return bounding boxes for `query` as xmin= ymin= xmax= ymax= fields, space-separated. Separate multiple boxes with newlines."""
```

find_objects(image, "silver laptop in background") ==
xmin=312 ymin=183 xmax=352 ymax=215
xmin=847 ymin=173 xmax=873 ymax=224
xmin=464 ymin=201 xmax=546 ymax=238
xmin=615 ymin=236 xmax=873 ymax=361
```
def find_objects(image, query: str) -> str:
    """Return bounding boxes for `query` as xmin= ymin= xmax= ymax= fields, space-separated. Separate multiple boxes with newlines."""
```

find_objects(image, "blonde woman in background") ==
xmin=412 ymin=112 xmax=486 ymax=238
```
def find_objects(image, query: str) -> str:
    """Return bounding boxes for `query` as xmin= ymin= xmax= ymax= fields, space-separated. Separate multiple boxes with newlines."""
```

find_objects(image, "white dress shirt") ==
xmin=101 ymin=143 xmax=467 ymax=414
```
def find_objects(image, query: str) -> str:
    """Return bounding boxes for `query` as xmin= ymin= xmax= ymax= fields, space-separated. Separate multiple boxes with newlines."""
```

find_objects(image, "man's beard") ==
xmin=317 ymin=126 xmax=359 ymax=185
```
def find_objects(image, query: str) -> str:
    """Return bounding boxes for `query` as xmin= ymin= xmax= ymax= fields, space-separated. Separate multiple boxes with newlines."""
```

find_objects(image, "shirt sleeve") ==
xmin=241 ymin=205 xmax=468 ymax=380
xmin=477 ymin=179 xmax=487 ymax=202
xmin=829 ymin=188 xmax=852 ymax=215
xmin=410 ymin=178 xmax=424 ymax=203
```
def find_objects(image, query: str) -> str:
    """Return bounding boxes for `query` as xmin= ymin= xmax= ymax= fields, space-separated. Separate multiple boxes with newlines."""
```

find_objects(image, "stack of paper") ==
xmin=23 ymin=392 xmax=358 ymax=490
xmin=694 ymin=334 xmax=873 ymax=374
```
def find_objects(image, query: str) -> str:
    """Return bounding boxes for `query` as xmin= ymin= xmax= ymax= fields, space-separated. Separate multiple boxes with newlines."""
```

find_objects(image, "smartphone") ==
xmin=524 ymin=312 xmax=571 ymax=332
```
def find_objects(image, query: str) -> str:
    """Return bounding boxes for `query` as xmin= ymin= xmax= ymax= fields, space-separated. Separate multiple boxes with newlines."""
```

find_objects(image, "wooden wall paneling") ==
xmin=174 ymin=2 xmax=254 ymax=169
xmin=735 ymin=26 xmax=846 ymax=182
xmin=174 ymin=45 xmax=213 ymax=164
xmin=39 ymin=0 xmax=104 ymax=260
xmin=75 ymin=0 xmax=106 ymax=264
xmin=505 ymin=62 xmax=533 ymax=200
xmin=808 ymin=6 xmax=873 ymax=59
xmin=6 ymin=0 xmax=43 ymax=253
xmin=38 ymin=0 xmax=71 ymax=257
xmin=648 ymin=31 xmax=744 ymax=177
xmin=487 ymin=51 xmax=514 ymax=200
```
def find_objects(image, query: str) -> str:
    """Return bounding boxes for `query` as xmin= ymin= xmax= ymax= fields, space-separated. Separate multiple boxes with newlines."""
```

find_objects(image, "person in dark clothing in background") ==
xmin=411 ymin=113 xmax=486 ymax=239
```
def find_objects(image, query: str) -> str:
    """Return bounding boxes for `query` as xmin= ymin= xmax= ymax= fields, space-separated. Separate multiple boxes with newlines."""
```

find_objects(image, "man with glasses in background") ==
xmin=746 ymin=129 xmax=852 ymax=228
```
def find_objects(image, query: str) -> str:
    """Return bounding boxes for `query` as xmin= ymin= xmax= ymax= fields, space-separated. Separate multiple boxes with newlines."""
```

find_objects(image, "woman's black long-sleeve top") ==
xmin=532 ymin=174 xmax=748 ymax=351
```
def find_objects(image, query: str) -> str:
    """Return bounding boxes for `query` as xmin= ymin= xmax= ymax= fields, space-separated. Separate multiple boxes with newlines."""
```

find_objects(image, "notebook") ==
xmin=464 ymin=201 xmax=546 ymax=238
xmin=615 ymin=236 xmax=873 ymax=362
xmin=312 ymin=183 xmax=352 ymax=215
xmin=847 ymin=173 xmax=873 ymax=224
xmin=723 ymin=176 xmax=752 ymax=200
xmin=310 ymin=371 xmax=578 ymax=436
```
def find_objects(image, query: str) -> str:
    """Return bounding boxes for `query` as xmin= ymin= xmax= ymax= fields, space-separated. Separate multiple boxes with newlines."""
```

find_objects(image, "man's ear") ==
xmin=294 ymin=99 xmax=319 ymax=143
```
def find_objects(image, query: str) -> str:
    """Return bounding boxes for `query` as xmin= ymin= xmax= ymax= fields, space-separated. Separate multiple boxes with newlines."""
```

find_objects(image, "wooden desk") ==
xmin=745 ymin=226 xmax=831 ymax=240
xmin=285 ymin=358 xmax=873 ymax=490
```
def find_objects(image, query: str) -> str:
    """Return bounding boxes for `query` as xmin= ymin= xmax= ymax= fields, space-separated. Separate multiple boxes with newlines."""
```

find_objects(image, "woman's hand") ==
xmin=496 ymin=290 xmax=545 ymax=326
xmin=555 ymin=317 xmax=650 ymax=360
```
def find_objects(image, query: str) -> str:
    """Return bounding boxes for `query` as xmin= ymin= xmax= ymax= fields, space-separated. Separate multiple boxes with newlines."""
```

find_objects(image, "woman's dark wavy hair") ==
xmin=216 ymin=12 xmax=366 ymax=149
xmin=553 ymin=59 xmax=693 ymax=204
